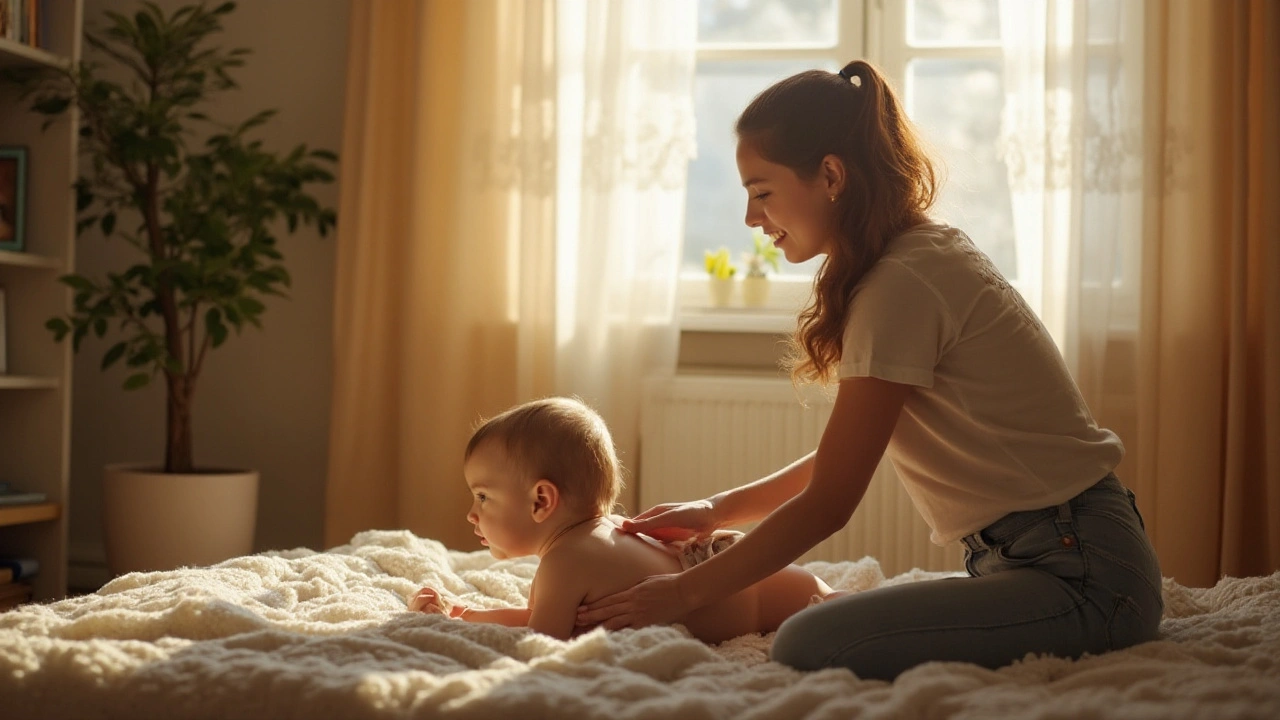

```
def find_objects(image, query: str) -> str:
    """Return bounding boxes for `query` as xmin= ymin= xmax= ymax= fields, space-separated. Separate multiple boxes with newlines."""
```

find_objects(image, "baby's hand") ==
xmin=409 ymin=586 xmax=452 ymax=615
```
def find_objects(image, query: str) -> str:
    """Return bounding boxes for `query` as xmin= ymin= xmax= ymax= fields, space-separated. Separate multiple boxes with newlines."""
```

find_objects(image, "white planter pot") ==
xmin=709 ymin=277 xmax=734 ymax=307
xmin=742 ymin=275 xmax=770 ymax=307
xmin=103 ymin=463 xmax=259 ymax=575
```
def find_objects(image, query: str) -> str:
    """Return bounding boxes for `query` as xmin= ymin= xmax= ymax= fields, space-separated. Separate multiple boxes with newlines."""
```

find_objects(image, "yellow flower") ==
xmin=703 ymin=247 xmax=737 ymax=280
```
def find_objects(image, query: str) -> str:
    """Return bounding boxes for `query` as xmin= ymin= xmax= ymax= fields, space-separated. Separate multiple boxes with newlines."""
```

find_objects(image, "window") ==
xmin=680 ymin=0 xmax=1010 ymax=329
xmin=872 ymin=0 xmax=1018 ymax=291
xmin=680 ymin=0 xmax=861 ymax=329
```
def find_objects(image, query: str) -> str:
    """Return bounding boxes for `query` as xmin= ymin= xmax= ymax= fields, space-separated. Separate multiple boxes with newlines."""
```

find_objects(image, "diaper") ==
xmin=671 ymin=529 xmax=744 ymax=570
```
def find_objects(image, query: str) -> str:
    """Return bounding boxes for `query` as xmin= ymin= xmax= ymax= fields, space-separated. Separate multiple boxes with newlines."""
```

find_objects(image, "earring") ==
xmin=829 ymin=195 xmax=836 ymax=203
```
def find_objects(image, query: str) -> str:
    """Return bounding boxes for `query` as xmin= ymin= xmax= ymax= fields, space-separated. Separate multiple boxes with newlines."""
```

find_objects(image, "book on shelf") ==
xmin=0 ymin=558 xmax=37 ymax=610
xmin=0 ymin=556 xmax=39 ymax=580
xmin=0 ymin=287 xmax=6 ymax=374
xmin=0 ymin=481 xmax=47 ymax=505
xmin=0 ymin=0 xmax=49 ymax=49
xmin=0 ymin=579 xmax=33 ymax=610
xmin=0 ymin=491 xmax=47 ymax=505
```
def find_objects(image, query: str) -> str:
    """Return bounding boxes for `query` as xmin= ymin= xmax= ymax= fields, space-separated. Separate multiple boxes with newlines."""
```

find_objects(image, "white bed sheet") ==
xmin=1 ymin=530 xmax=1278 ymax=719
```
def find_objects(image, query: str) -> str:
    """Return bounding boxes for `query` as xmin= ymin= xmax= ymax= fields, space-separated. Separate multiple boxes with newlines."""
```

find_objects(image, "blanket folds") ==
xmin=0 ymin=530 xmax=1277 ymax=719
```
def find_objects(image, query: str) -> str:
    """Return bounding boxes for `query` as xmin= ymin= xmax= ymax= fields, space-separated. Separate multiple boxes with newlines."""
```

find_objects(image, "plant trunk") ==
xmin=165 ymin=375 xmax=194 ymax=474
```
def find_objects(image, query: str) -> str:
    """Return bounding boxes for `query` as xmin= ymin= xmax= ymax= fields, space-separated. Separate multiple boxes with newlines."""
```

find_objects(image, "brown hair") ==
xmin=465 ymin=397 xmax=623 ymax=516
xmin=736 ymin=60 xmax=940 ymax=385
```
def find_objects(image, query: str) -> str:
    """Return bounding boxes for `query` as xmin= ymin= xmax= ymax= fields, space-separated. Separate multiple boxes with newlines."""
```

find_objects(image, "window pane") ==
xmin=908 ymin=0 xmax=1000 ymax=45
xmin=906 ymin=58 xmax=1017 ymax=279
xmin=697 ymin=0 xmax=838 ymax=46
xmin=684 ymin=59 xmax=829 ymax=275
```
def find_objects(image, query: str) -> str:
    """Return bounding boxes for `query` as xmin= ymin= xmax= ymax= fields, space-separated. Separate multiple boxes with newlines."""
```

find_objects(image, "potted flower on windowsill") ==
xmin=741 ymin=229 xmax=781 ymax=307
xmin=6 ymin=2 xmax=337 ymax=574
xmin=704 ymin=246 xmax=737 ymax=307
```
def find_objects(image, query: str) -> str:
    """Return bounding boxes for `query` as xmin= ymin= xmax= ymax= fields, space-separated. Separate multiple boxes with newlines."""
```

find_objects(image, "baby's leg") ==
xmin=752 ymin=565 xmax=832 ymax=633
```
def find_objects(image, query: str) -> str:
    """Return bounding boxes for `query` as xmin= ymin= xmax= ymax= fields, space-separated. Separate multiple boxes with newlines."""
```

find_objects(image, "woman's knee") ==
xmin=770 ymin=608 xmax=833 ymax=671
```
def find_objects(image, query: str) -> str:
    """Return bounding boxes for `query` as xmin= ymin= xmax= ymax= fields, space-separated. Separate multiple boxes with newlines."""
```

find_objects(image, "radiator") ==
xmin=638 ymin=374 xmax=964 ymax=577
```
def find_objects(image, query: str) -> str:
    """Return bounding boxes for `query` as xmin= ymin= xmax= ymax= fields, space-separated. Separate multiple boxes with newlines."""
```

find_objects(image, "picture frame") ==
xmin=0 ymin=287 xmax=7 ymax=374
xmin=0 ymin=146 xmax=28 ymax=252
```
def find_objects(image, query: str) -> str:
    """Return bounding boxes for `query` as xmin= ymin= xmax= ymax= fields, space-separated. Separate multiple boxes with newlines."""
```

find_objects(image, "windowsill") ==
xmin=678 ymin=273 xmax=810 ymax=333
xmin=679 ymin=307 xmax=795 ymax=334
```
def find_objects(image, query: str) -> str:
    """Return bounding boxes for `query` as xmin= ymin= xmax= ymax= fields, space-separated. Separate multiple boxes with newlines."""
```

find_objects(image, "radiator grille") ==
xmin=638 ymin=374 xmax=963 ymax=576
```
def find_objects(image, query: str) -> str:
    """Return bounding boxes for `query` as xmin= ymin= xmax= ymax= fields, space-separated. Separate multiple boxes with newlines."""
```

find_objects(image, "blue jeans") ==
xmin=771 ymin=474 xmax=1164 ymax=680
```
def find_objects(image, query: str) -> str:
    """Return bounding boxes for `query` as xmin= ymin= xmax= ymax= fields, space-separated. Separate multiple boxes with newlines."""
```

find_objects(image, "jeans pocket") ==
xmin=1107 ymin=594 xmax=1157 ymax=650
xmin=982 ymin=513 xmax=1086 ymax=596
xmin=1125 ymin=488 xmax=1147 ymax=531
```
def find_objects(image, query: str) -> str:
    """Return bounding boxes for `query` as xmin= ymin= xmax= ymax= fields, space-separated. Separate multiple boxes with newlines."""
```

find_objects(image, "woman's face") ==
xmin=736 ymin=141 xmax=841 ymax=265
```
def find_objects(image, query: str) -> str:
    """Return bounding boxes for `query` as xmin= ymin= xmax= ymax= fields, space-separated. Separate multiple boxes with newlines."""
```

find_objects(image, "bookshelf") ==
xmin=0 ymin=1 xmax=82 ymax=603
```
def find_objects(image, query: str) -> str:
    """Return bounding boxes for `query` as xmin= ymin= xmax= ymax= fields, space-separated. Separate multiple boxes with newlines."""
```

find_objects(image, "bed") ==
xmin=2 ymin=530 xmax=1278 ymax=719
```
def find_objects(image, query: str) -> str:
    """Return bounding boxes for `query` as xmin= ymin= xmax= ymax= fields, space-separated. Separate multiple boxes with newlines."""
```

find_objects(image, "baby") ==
xmin=408 ymin=396 xmax=834 ymax=643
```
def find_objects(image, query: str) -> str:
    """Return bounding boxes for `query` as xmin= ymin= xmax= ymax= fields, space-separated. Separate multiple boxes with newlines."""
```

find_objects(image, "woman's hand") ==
xmin=575 ymin=573 xmax=688 ymax=631
xmin=621 ymin=499 xmax=719 ymax=542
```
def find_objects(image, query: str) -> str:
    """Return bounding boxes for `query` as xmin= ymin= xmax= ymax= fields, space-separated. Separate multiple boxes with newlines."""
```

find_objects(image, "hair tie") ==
xmin=837 ymin=67 xmax=862 ymax=87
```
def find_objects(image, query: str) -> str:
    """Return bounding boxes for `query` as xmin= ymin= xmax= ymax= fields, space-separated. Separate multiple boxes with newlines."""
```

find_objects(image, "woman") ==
xmin=574 ymin=60 xmax=1163 ymax=681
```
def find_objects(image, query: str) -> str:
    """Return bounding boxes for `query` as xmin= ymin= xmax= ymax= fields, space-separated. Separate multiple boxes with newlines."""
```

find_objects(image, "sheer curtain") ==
xmin=998 ymin=0 xmax=1144 ymax=421
xmin=552 ymin=0 xmax=696 ymax=508
xmin=326 ymin=0 xmax=695 ymax=548
xmin=997 ymin=0 xmax=1280 ymax=586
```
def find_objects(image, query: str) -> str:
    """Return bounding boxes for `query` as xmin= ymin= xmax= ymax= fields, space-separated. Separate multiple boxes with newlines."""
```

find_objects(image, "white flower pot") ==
xmin=103 ymin=463 xmax=259 ymax=575
xmin=709 ymin=277 xmax=734 ymax=307
xmin=742 ymin=275 xmax=770 ymax=307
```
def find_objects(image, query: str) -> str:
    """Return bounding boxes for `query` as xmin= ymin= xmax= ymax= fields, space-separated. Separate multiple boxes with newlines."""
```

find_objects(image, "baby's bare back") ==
xmin=574 ymin=522 xmax=827 ymax=644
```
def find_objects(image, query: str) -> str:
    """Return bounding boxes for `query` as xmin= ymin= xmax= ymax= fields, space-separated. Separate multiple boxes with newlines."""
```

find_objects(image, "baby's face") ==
xmin=463 ymin=442 xmax=539 ymax=559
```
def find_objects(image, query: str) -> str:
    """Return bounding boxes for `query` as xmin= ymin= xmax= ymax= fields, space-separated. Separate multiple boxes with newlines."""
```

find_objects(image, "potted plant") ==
xmin=741 ymin=229 xmax=781 ymax=307
xmin=703 ymin=246 xmax=737 ymax=307
xmin=6 ymin=2 xmax=337 ymax=574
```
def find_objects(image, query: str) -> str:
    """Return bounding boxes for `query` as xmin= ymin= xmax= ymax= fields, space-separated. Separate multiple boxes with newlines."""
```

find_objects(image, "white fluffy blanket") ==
xmin=1 ymin=530 xmax=1278 ymax=719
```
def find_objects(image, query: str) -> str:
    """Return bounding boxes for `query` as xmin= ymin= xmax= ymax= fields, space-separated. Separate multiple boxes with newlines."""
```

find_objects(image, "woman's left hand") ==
xmin=575 ymin=573 xmax=688 ymax=631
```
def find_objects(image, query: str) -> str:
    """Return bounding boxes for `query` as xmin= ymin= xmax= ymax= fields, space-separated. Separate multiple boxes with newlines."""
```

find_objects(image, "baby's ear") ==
xmin=531 ymin=480 xmax=559 ymax=521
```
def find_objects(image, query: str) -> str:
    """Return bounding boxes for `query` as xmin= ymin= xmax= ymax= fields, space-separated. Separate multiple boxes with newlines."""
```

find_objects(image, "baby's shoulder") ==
xmin=537 ymin=533 xmax=614 ymax=575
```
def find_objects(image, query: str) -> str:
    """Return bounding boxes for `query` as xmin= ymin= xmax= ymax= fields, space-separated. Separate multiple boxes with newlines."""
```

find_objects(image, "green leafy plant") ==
xmin=743 ymin=229 xmax=781 ymax=278
xmin=5 ymin=2 xmax=337 ymax=473
xmin=704 ymin=246 xmax=737 ymax=280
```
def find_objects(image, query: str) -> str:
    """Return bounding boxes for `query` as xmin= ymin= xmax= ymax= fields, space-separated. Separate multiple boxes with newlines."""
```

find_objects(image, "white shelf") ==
xmin=0 ymin=250 xmax=64 ymax=271
xmin=0 ymin=38 xmax=70 ymax=69
xmin=0 ymin=0 xmax=81 ymax=604
xmin=0 ymin=376 xmax=61 ymax=390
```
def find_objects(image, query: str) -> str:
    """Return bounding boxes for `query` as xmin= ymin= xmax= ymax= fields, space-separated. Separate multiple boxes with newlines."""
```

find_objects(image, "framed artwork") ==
xmin=0 ymin=146 xmax=28 ymax=252
xmin=0 ymin=287 xmax=7 ymax=374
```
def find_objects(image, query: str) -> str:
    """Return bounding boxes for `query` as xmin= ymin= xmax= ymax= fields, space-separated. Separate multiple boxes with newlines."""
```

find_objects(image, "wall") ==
xmin=69 ymin=0 xmax=348 ymax=585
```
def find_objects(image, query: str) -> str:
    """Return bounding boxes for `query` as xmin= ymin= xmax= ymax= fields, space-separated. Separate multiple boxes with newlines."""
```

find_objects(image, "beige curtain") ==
xmin=325 ymin=0 xmax=695 ymax=550
xmin=325 ymin=0 xmax=554 ymax=550
xmin=1137 ymin=0 xmax=1280 ymax=586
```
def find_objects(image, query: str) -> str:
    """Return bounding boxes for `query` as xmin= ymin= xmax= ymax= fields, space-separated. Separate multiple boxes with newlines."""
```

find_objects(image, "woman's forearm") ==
xmin=683 ymin=481 xmax=857 ymax=611
xmin=710 ymin=451 xmax=815 ymax=527
xmin=683 ymin=377 xmax=910 ymax=611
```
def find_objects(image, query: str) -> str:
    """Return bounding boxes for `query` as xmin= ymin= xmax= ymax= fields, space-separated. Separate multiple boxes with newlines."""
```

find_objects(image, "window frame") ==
xmin=870 ymin=0 xmax=1140 ymax=334
xmin=679 ymin=0 xmax=866 ymax=332
xmin=681 ymin=0 xmax=1139 ymax=335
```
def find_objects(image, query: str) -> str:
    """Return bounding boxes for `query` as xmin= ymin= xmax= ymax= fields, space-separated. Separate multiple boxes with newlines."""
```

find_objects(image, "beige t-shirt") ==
xmin=839 ymin=222 xmax=1123 ymax=545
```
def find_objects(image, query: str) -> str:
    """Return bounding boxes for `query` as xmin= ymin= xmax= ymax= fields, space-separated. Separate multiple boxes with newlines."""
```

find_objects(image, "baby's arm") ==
xmin=526 ymin=555 xmax=588 ymax=640
xmin=455 ymin=607 xmax=533 ymax=626
xmin=408 ymin=586 xmax=533 ymax=627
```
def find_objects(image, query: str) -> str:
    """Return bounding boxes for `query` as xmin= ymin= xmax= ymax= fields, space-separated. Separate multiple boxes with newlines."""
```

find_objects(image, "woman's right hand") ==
xmin=620 ymin=499 xmax=719 ymax=542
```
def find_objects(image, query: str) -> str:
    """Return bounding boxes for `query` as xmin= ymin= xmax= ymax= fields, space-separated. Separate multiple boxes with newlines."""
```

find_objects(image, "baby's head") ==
xmin=465 ymin=397 xmax=623 ymax=518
